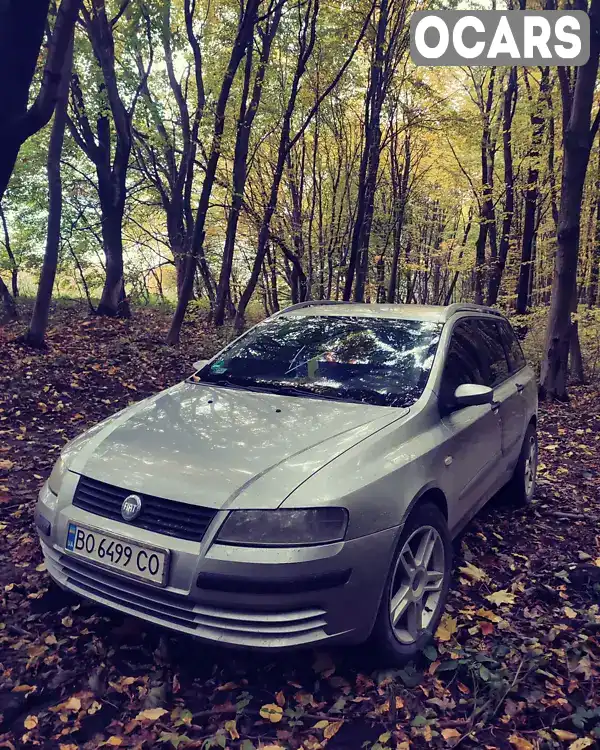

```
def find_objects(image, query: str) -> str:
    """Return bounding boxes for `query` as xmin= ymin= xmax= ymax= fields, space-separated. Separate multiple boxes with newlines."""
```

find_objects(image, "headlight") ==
xmin=48 ymin=455 xmax=69 ymax=495
xmin=216 ymin=508 xmax=348 ymax=547
xmin=38 ymin=482 xmax=59 ymax=512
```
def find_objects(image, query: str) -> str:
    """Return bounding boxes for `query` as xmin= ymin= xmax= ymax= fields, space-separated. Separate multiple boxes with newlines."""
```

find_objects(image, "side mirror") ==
xmin=453 ymin=383 xmax=493 ymax=408
xmin=193 ymin=359 xmax=210 ymax=371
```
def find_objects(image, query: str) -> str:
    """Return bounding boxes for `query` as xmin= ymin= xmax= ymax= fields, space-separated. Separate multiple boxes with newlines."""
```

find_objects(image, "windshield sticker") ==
xmin=211 ymin=360 xmax=227 ymax=374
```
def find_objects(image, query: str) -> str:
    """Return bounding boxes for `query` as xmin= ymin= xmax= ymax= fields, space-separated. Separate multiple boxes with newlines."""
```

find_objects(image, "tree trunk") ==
xmin=589 ymin=146 xmax=600 ymax=307
xmin=0 ymin=0 xmax=82 ymax=201
xmin=167 ymin=0 xmax=260 ymax=345
xmin=488 ymin=67 xmax=517 ymax=307
xmin=569 ymin=266 xmax=585 ymax=383
xmin=529 ymin=200 xmax=543 ymax=309
xmin=344 ymin=0 xmax=389 ymax=302
xmin=24 ymin=36 xmax=73 ymax=347
xmin=67 ymin=0 xmax=145 ymax=319
xmin=516 ymin=69 xmax=549 ymax=314
xmin=133 ymin=0 xmax=205 ymax=309
xmin=164 ymin=206 xmax=188 ymax=300
xmin=0 ymin=0 xmax=50 ymax=199
xmin=213 ymin=47 xmax=254 ymax=327
xmin=273 ymin=234 xmax=308 ymax=304
xmin=387 ymin=133 xmax=410 ymax=304
xmin=88 ymin=2 xmax=131 ymax=318
xmin=540 ymin=0 xmax=600 ymax=400
xmin=444 ymin=208 xmax=473 ymax=305
xmin=569 ymin=321 xmax=585 ymax=384
xmin=213 ymin=2 xmax=283 ymax=326
xmin=473 ymin=223 xmax=488 ymax=305
xmin=0 ymin=273 xmax=17 ymax=322
xmin=548 ymin=109 xmax=560 ymax=230
xmin=267 ymin=243 xmax=279 ymax=312
xmin=234 ymin=0 xmax=320 ymax=330
xmin=474 ymin=68 xmax=496 ymax=305
xmin=213 ymin=6 xmax=282 ymax=326
xmin=287 ymin=144 xmax=309 ymax=301
xmin=0 ymin=204 xmax=18 ymax=297
xmin=96 ymin=180 xmax=129 ymax=318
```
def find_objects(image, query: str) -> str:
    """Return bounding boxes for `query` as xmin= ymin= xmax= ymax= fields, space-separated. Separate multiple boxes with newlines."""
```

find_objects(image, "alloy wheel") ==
xmin=388 ymin=526 xmax=446 ymax=644
xmin=524 ymin=434 xmax=537 ymax=499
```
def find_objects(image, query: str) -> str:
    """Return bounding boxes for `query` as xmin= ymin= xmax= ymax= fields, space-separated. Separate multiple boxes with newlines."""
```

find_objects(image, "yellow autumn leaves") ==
xmin=436 ymin=613 xmax=459 ymax=642
xmin=435 ymin=584 xmax=518 ymax=642
xmin=259 ymin=703 xmax=283 ymax=723
xmin=486 ymin=589 xmax=517 ymax=606
xmin=135 ymin=707 xmax=168 ymax=721
xmin=259 ymin=702 xmax=344 ymax=741
xmin=312 ymin=719 xmax=344 ymax=740
xmin=509 ymin=732 xmax=594 ymax=750
xmin=23 ymin=715 xmax=38 ymax=730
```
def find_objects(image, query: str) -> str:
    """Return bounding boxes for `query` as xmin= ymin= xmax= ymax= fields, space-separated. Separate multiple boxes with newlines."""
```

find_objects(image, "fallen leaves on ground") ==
xmin=509 ymin=734 xmax=534 ymax=750
xmin=259 ymin=704 xmax=284 ymax=723
xmin=441 ymin=727 xmax=461 ymax=741
xmin=485 ymin=589 xmax=517 ymax=606
xmin=458 ymin=561 xmax=489 ymax=583
xmin=135 ymin=707 xmax=168 ymax=722
xmin=568 ymin=739 xmax=595 ymax=750
xmin=1 ymin=301 xmax=599 ymax=749
xmin=435 ymin=614 xmax=458 ymax=642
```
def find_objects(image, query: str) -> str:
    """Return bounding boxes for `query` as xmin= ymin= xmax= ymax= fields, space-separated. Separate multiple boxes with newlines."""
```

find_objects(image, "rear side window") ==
xmin=439 ymin=320 xmax=488 ymax=405
xmin=475 ymin=319 xmax=510 ymax=387
xmin=499 ymin=320 xmax=527 ymax=372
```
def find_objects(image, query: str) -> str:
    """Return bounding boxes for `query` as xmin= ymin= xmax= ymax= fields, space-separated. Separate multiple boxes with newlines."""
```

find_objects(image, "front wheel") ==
xmin=370 ymin=503 xmax=452 ymax=664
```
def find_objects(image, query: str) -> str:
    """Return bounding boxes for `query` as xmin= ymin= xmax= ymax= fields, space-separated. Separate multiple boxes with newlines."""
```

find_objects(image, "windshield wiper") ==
xmin=190 ymin=376 xmax=258 ymax=392
xmin=255 ymin=382 xmax=383 ymax=405
xmin=256 ymin=383 xmax=349 ymax=401
xmin=192 ymin=374 xmax=397 ymax=406
xmin=193 ymin=376 xmax=357 ymax=402
xmin=192 ymin=376 xmax=316 ymax=398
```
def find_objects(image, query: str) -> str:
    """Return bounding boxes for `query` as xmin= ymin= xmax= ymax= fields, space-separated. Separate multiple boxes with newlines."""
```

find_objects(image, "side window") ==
xmin=475 ymin=319 xmax=510 ymax=387
xmin=499 ymin=320 xmax=526 ymax=372
xmin=439 ymin=321 xmax=487 ymax=407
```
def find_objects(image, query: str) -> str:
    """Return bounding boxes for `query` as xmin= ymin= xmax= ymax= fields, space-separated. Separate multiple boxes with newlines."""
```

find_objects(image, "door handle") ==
xmin=515 ymin=382 xmax=525 ymax=393
xmin=491 ymin=400 xmax=500 ymax=412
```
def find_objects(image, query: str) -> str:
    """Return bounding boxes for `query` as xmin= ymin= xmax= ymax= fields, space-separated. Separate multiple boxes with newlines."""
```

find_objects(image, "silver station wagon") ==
xmin=36 ymin=302 xmax=537 ymax=662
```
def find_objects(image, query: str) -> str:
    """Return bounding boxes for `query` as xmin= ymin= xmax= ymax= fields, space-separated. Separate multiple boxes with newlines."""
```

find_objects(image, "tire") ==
xmin=506 ymin=422 xmax=537 ymax=507
xmin=370 ymin=502 xmax=452 ymax=664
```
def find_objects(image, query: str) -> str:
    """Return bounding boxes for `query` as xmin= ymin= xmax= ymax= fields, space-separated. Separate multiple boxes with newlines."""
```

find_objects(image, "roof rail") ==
xmin=445 ymin=303 xmax=504 ymax=319
xmin=274 ymin=300 xmax=350 ymax=315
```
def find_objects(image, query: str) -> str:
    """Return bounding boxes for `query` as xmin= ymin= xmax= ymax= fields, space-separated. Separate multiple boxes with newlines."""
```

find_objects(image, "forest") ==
xmin=0 ymin=0 xmax=599 ymax=398
xmin=1 ymin=0 xmax=600 ymax=749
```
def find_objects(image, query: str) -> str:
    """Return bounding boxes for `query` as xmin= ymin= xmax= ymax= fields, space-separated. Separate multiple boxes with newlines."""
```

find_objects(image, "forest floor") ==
xmin=1 ymin=301 xmax=599 ymax=750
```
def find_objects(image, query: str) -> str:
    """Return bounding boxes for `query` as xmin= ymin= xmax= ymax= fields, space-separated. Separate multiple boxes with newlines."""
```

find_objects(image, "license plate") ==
xmin=65 ymin=522 xmax=169 ymax=586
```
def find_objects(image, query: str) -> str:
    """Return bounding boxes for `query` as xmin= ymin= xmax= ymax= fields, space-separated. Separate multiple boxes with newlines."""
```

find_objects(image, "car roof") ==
xmin=278 ymin=301 xmax=505 ymax=323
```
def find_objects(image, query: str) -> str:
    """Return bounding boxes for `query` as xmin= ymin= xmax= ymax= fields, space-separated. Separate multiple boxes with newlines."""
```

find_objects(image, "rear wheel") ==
xmin=370 ymin=503 xmax=452 ymax=663
xmin=507 ymin=422 xmax=537 ymax=506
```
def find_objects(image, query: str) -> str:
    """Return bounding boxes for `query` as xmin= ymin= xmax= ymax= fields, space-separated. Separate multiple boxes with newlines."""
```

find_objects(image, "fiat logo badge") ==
xmin=121 ymin=494 xmax=142 ymax=522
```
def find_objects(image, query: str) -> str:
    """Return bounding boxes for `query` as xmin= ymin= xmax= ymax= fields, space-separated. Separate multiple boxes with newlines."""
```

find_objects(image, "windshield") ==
xmin=196 ymin=315 xmax=442 ymax=408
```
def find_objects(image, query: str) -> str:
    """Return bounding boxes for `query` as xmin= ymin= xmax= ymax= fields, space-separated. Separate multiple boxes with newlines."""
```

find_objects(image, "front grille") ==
xmin=72 ymin=475 xmax=217 ymax=543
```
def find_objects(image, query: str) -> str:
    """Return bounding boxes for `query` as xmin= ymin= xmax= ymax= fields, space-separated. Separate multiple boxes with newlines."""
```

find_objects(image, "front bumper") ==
xmin=36 ymin=478 xmax=399 ymax=649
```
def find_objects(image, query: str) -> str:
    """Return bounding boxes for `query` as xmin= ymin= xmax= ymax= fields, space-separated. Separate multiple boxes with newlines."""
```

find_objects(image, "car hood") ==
xmin=69 ymin=381 xmax=406 ymax=510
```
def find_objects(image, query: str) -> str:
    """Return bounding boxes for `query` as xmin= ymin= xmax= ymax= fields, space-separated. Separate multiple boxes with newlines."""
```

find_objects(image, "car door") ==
xmin=475 ymin=318 xmax=525 ymax=458
xmin=438 ymin=320 xmax=503 ymax=529
xmin=498 ymin=318 xmax=532 ymax=453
